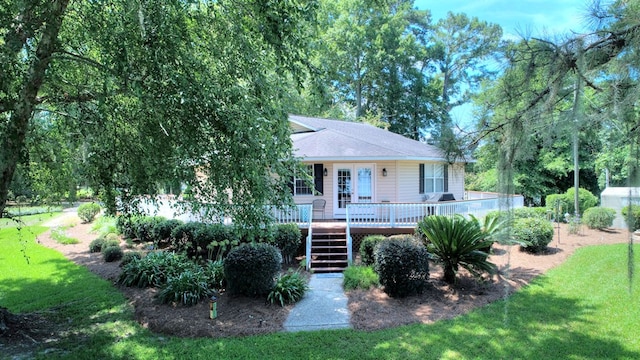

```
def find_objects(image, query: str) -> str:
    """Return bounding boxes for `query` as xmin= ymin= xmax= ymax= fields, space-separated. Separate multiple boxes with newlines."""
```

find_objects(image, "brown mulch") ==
xmin=2 ymin=212 xmax=633 ymax=348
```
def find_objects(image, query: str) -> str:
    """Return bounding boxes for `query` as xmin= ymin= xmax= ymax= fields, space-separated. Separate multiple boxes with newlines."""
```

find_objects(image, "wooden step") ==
xmin=311 ymin=267 xmax=347 ymax=273
xmin=311 ymin=245 xmax=347 ymax=250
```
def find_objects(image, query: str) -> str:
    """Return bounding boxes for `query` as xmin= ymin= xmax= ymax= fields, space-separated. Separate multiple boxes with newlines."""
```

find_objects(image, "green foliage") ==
xmin=51 ymin=227 xmax=80 ymax=245
xmin=513 ymin=217 xmax=554 ymax=253
xmin=102 ymin=245 xmax=124 ymax=262
xmin=116 ymin=215 xmax=138 ymax=239
xmin=582 ymin=207 xmax=616 ymax=229
xmin=373 ymin=236 xmax=429 ymax=298
xmin=359 ymin=235 xmax=386 ymax=266
xmin=203 ymin=259 xmax=226 ymax=290
xmin=267 ymin=270 xmax=308 ymax=306
xmin=91 ymin=215 xmax=118 ymax=237
xmin=88 ymin=234 xmax=120 ymax=253
xmin=621 ymin=205 xmax=640 ymax=231
xmin=5 ymin=205 xmax=63 ymax=216
xmin=156 ymin=268 xmax=212 ymax=306
xmin=151 ymin=218 xmax=183 ymax=243
xmin=274 ymin=223 xmax=301 ymax=264
xmin=546 ymin=188 xmax=598 ymax=217
xmin=343 ymin=265 xmax=379 ymax=291
xmin=120 ymin=251 xmax=143 ymax=267
xmin=134 ymin=216 xmax=166 ymax=243
xmin=417 ymin=215 xmax=496 ymax=284
xmin=223 ymin=243 xmax=282 ymax=297
xmin=118 ymin=251 xmax=193 ymax=288
xmin=77 ymin=202 xmax=101 ymax=223
xmin=200 ymin=224 xmax=240 ymax=261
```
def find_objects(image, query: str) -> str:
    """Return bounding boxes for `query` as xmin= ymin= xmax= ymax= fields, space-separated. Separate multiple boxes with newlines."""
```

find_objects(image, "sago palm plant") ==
xmin=417 ymin=215 xmax=497 ymax=284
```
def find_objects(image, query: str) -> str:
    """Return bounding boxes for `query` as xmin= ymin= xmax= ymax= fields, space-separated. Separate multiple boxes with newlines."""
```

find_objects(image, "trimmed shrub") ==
xmin=513 ymin=217 xmax=554 ymax=253
xmin=622 ymin=205 xmax=640 ymax=231
xmin=89 ymin=233 xmax=120 ymax=253
xmin=77 ymin=202 xmax=101 ymax=223
xmin=274 ymin=223 xmax=301 ymax=264
xmin=359 ymin=235 xmax=386 ymax=266
xmin=134 ymin=216 xmax=165 ymax=242
xmin=89 ymin=237 xmax=105 ymax=253
xmin=116 ymin=215 xmax=139 ymax=239
xmin=373 ymin=237 xmax=429 ymax=298
xmin=343 ymin=265 xmax=379 ymax=291
xmin=151 ymin=219 xmax=183 ymax=243
xmin=102 ymin=245 xmax=123 ymax=262
xmin=156 ymin=268 xmax=212 ymax=306
xmin=546 ymin=188 xmax=598 ymax=217
xmin=582 ymin=207 xmax=616 ymax=230
xmin=224 ymin=243 xmax=282 ymax=297
xmin=120 ymin=251 xmax=143 ymax=267
xmin=267 ymin=270 xmax=308 ymax=306
xmin=170 ymin=222 xmax=207 ymax=256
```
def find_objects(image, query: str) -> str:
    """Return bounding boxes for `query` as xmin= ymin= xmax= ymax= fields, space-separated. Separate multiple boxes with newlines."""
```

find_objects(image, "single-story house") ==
xmin=289 ymin=115 xmax=466 ymax=220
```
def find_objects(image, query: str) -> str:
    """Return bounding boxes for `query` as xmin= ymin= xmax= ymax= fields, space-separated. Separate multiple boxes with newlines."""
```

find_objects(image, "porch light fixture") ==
xmin=323 ymin=168 xmax=328 ymax=176
xmin=382 ymin=168 xmax=387 ymax=177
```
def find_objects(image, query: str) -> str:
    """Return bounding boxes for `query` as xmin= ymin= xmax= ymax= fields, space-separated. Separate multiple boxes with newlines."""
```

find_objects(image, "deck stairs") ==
xmin=309 ymin=225 xmax=349 ymax=273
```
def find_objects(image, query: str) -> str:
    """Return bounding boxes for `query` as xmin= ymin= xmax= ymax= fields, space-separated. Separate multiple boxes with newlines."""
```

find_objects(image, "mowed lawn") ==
xmin=1 ymin=215 xmax=639 ymax=360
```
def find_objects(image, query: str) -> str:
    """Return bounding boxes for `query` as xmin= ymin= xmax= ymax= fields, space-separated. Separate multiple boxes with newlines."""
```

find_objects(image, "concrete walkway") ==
xmin=283 ymin=273 xmax=351 ymax=332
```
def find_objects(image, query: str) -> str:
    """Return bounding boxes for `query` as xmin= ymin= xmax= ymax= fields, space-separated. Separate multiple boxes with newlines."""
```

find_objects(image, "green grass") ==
xmin=1 ymin=216 xmax=639 ymax=359
xmin=5 ymin=205 xmax=64 ymax=216
xmin=0 ymin=211 xmax=61 ymax=227
xmin=50 ymin=227 xmax=80 ymax=245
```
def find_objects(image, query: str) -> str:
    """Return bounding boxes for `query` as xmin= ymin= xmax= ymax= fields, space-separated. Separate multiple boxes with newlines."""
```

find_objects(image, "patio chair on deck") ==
xmin=312 ymin=199 xmax=326 ymax=220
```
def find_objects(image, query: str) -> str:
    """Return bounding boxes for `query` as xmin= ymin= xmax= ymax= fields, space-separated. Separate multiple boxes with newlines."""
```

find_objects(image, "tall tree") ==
xmin=0 ymin=0 xmax=317 ymax=224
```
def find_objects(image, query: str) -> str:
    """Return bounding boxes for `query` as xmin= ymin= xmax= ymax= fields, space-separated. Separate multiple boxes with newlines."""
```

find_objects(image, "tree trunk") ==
xmin=0 ymin=0 xmax=70 ymax=217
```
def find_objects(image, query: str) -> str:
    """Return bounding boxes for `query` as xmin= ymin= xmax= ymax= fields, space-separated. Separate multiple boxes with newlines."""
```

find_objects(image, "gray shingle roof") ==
xmin=290 ymin=115 xmax=448 ymax=162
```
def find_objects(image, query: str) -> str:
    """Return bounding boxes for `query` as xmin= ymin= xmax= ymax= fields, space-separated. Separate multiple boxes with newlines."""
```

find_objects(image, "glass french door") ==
xmin=333 ymin=164 xmax=374 ymax=218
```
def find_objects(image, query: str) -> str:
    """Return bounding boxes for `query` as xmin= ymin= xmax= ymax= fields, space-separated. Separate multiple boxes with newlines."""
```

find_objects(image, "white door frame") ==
xmin=333 ymin=163 xmax=375 ymax=218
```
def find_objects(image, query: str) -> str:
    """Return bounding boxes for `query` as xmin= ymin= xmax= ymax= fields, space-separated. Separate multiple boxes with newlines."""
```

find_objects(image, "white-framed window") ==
xmin=420 ymin=163 xmax=445 ymax=194
xmin=294 ymin=165 xmax=314 ymax=196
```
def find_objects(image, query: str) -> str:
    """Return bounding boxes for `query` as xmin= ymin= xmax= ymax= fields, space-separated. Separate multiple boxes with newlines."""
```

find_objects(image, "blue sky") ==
xmin=415 ymin=0 xmax=593 ymax=38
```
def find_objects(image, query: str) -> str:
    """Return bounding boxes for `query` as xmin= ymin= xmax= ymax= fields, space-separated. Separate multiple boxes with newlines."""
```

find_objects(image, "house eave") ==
xmin=298 ymin=156 xmax=451 ymax=162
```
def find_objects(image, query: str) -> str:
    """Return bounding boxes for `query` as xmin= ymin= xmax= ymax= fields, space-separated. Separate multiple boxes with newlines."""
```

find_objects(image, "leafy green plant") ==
xmin=134 ymin=216 xmax=166 ymax=243
xmin=373 ymin=236 xmax=429 ymax=297
xmin=546 ymin=188 xmax=598 ymax=217
xmin=118 ymin=251 xmax=193 ymax=288
xmin=224 ymin=243 xmax=282 ymax=296
xmin=120 ymin=251 xmax=143 ymax=267
xmin=343 ymin=265 xmax=379 ymax=290
xmin=274 ymin=223 xmax=301 ymax=264
xmin=156 ymin=268 xmax=212 ymax=306
xmin=91 ymin=215 xmax=118 ymax=237
xmin=622 ymin=205 xmax=640 ymax=231
xmin=151 ymin=218 xmax=183 ymax=243
xmin=77 ymin=202 xmax=101 ymax=223
xmin=267 ymin=270 xmax=308 ymax=306
xmin=417 ymin=215 xmax=496 ymax=284
xmin=88 ymin=233 xmax=119 ymax=253
xmin=102 ymin=245 xmax=124 ymax=262
xmin=513 ymin=217 xmax=554 ymax=253
xmin=199 ymin=223 xmax=239 ymax=261
xmin=170 ymin=221 xmax=208 ymax=256
xmin=359 ymin=235 xmax=386 ymax=266
xmin=203 ymin=259 xmax=226 ymax=289
xmin=51 ymin=227 xmax=80 ymax=245
xmin=582 ymin=207 xmax=616 ymax=230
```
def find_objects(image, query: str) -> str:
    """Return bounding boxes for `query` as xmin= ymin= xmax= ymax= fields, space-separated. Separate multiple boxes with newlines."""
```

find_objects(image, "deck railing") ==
xmin=345 ymin=196 xmax=524 ymax=264
xmin=269 ymin=204 xmax=314 ymax=270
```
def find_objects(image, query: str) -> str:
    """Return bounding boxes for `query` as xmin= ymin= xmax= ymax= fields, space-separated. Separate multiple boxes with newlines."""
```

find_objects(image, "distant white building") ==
xmin=600 ymin=187 xmax=640 ymax=229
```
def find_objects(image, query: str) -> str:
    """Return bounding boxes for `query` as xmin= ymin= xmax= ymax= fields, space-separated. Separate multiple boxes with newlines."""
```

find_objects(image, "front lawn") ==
xmin=1 ymin=215 xmax=638 ymax=359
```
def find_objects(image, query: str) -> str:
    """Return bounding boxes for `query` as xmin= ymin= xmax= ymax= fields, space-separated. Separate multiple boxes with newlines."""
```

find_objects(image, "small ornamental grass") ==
xmin=267 ymin=270 xmax=308 ymax=307
xmin=51 ymin=227 xmax=80 ymax=245
xmin=343 ymin=265 xmax=379 ymax=291
xmin=77 ymin=202 xmax=101 ymax=223
xmin=156 ymin=268 xmax=212 ymax=306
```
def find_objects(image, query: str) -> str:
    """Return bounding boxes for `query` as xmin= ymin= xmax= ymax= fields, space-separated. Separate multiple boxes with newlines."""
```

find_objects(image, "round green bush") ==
xmin=359 ymin=235 xmax=386 ymax=266
xmin=274 ymin=223 xmax=301 ymax=264
xmin=134 ymin=216 xmax=165 ymax=242
xmin=513 ymin=217 xmax=554 ymax=253
xmin=89 ymin=237 xmax=105 ymax=253
xmin=170 ymin=222 xmax=208 ymax=256
xmin=621 ymin=205 xmax=640 ymax=231
xmin=546 ymin=188 xmax=598 ymax=217
xmin=89 ymin=234 xmax=120 ymax=253
xmin=223 ymin=243 xmax=282 ymax=297
xmin=151 ymin=219 xmax=183 ymax=242
xmin=77 ymin=202 xmax=101 ymax=223
xmin=102 ymin=245 xmax=124 ymax=262
xmin=373 ymin=236 xmax=429 ymax=298
xmin=582 ymin=207 xmax=616 ymax=229
xmin=116 ymin=215 xmax=139 ymax=239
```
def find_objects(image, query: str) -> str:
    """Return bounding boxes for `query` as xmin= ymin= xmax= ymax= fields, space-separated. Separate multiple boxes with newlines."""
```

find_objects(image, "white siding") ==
xmin=397 ymin=161 xmax=421 ymax=202
xmin=448 ymin=163 xmax=465 ymax=201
